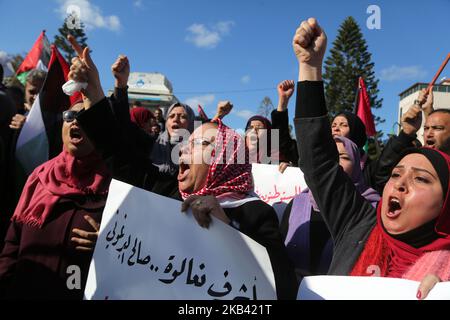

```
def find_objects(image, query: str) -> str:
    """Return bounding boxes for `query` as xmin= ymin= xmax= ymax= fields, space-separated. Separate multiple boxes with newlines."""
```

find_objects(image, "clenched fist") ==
xmin=401 ymin=105 xmax=422 ymax=136
xmin=111 ymin=55 xmax=130 ymax=88
xmin=277 ymin=80 xmax=295 ymax=111
xmin=213 ymin=101 xmax=233 ymax=120
xmin=293 ymin=18 xmax=327 ymax=81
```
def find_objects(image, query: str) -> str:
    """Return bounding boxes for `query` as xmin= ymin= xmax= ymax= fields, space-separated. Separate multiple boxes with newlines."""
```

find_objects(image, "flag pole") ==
xmin=352 ymin=77 xmax=361 ymax=114
xmin=427 ymin=53 xmax=450 ymax=92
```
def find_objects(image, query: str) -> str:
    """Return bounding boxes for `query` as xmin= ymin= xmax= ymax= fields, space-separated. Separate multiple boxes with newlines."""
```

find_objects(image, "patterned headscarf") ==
xmin=180 ymin=119 xmax=253 ymax=199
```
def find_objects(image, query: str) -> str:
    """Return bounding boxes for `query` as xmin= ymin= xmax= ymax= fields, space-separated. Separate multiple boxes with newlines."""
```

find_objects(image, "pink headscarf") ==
xmin=12 ymin=150 xmax=111 ymax=227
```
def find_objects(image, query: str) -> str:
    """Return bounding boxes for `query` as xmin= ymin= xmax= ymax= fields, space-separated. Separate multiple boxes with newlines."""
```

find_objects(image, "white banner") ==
xmin=252 ymin=164 xmax=308 ymax=221
xmin=84 ymin=179 xmax=277 ymax=300
xmin=298 ymin=276 xmax=450 ymax=300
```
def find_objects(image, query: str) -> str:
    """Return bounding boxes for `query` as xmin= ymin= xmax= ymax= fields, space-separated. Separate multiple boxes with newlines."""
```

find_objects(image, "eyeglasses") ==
xmin=189 ymin=138 xmax=215 ymax=149
xmin=62 ymin=110 xmax=81 ymax=123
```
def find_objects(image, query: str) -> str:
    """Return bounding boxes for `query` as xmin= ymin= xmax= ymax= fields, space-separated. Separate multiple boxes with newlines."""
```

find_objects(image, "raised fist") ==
xmin=277 ymin=80 xmax=295 ymax=101
xmin=214 ymin=101 xmax=233 ymax=120
xmin=401 ymin=105 xmax=422 ymax=136
xmin=111 ymin=55 xmax=130 ymax=88
xmin=293 ymin=18 xmax=327 ymax=67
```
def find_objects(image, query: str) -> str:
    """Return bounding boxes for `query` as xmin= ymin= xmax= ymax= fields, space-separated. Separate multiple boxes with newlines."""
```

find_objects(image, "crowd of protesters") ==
xmin=0 ymin=17 xmax=449 ymax=300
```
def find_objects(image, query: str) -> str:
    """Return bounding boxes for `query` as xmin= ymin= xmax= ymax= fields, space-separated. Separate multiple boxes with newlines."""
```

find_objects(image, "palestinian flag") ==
xmin=354 ymin=77 xmax=380 ymax=158
xmin=16 ymin=30 xmax=51 ymax=85
xmin=198 ymin=104 xmax=209 ymax=121
xmin=355 ymin=77 xmax=377 ymax=137
xmin=15 ymin=45 xmax=80 ymax=194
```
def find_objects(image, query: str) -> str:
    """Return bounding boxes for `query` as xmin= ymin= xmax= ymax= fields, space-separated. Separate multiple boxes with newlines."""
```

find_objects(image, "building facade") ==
xmin=398 ymin=79 xmax=450 ymax=143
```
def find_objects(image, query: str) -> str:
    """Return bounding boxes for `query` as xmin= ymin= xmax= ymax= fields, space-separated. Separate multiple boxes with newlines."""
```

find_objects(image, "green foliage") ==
xmin=323 ymin=16 xmax=384 ymax=135
xmin=53 ymin=13 xmax=88 ymax=62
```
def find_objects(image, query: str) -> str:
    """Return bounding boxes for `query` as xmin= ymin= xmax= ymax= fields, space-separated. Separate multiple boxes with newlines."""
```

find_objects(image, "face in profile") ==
xmin=331 ymin=115 xmax=350 ymax=139
xmin=381 ymin=153 xmax=443 ymax=235
xmin=62 ymin=103 xmax=95 ymax=158
xmin=178 ymin=123 xmax=217 ymax=194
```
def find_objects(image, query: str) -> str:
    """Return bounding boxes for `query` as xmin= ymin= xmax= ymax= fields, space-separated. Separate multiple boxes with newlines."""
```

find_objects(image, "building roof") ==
xmin=399 ymin=80 xmax=450 ymax=100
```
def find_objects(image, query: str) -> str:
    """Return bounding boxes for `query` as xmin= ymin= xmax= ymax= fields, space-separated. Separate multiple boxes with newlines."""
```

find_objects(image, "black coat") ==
xmin=294 ymin=81 xmax=378 ymax=275
xmin=78 ymin=97 xmax=298 ymax=299
xmin=77 ymin=95 xmax=179 ymax=198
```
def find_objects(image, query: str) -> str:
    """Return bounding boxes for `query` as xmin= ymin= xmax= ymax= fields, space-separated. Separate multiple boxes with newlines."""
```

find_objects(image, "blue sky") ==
xmin=1 ymin=0 xmax=449 ymax=137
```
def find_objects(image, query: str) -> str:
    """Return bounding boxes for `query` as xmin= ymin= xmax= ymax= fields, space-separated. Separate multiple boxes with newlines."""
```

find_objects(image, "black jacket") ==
xmin=77 ymin=96 xmax=179 ymax=198
xmin=78 ymin=98 xmax=297 ymax=299
xmin=294 ymin=81 xmax=377 ymax=275
xmin=271 ymin=109 xmax=299 ymax=165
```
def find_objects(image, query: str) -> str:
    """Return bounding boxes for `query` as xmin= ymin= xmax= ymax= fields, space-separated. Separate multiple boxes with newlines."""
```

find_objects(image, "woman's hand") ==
xmin=71 ymin=215 xmax=100 ymax=252
xmin=278 ymin=161 xmax=291 ymax=174
xmin=111 ymin=55 xmax=130 ymax=89
xmin=417 ymin=274 xmax=441 ymax=300
xmin=67 ymin=35 xmax=104 ymax=108
xmin=293 ymin=17 xmax=327 ymax=81
xmin=9 ymin=114 xmax=27 ymax=130
xmin=277 ymin=80 xmax=295 ymax=112
xmin=181 ymin=195 xmax=231 ymax=228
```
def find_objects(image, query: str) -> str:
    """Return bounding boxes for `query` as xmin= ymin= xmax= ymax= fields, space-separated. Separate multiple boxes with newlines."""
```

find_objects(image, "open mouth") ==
xmin=69 ymin=126 xmax=84 ymax=145
xmin=425 ymin=139 xmax=436 ymax=148
xmin=386 ymin=197 xmax=402 ymax=219
xmin=177 ymin=160 xmax=191 ymax=182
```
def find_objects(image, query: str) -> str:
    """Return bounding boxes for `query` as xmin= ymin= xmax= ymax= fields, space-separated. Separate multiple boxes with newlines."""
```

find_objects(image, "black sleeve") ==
xmin=271 ymin=110 xmax=299 ymax=165
xmin=0 ymin=221 xmax=21 ymax=296
xmin=366 ymin=130 xmax=416 ymax=193
xmin=226 ymin=201 xmax=298 ymax=300
xmin=109 ymin=87 xmax=132 ymax=126
xmin=294 ymin=81 xmax=376 ymax=244
xmin=76 ymin=98 xmax=156 ymax=166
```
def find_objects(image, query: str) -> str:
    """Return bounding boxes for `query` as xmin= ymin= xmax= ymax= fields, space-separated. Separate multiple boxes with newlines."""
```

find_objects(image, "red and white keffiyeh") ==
xmin=180 ymin=119 xmax=253 ymax=200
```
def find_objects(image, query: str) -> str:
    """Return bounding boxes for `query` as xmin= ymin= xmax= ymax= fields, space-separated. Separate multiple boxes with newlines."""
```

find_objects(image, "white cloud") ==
xmin=133 ymin=0 xmax=142 ymax=7
xmin=57 ymin=0 xmax=121 ymax=31
xmin=215 ymin=21 xmax=235 ymax=35
xmin=241 ymin=75 xmax=251 ymax=84
xmin=233 ymin=109 xmax=254 ymax=120
xmin=379 ymin=65 xmax=427 ymax=82
xmin=185 ymin=94 xmax=216 ymax=108
xmin=185 ymin=21 xmax=235 ymax=49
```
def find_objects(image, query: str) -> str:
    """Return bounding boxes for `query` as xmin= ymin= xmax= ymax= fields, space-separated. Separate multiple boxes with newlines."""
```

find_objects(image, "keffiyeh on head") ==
xmin=180 ymin=119 xmax=253 ymax=200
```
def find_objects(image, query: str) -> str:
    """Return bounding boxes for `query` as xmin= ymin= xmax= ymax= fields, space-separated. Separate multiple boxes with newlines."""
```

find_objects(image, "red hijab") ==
xmin=351 ymin=148 xmax=450 ymax=278
xmin=180 ymin=119 xmax=253 ymax=200
xmin=12 ymin=150 xmax=111 ymax=227
xmin=130 ymin=107 xmax=154 ymax=131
